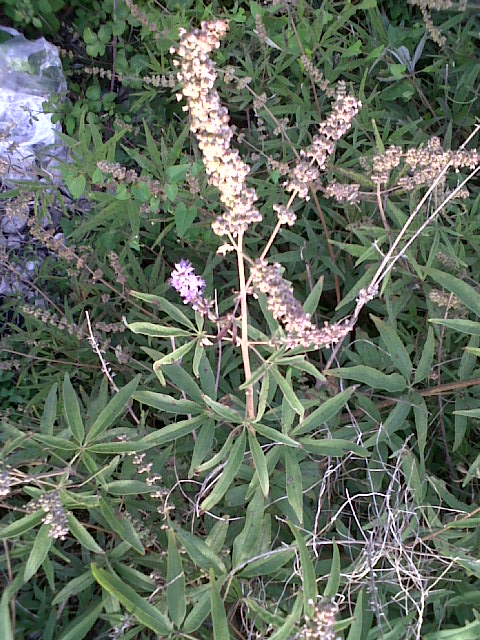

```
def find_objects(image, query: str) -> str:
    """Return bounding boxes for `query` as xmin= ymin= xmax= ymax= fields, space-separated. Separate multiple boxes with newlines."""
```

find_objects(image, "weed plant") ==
xmin=0 ymin=1 xmax=480 ymax=639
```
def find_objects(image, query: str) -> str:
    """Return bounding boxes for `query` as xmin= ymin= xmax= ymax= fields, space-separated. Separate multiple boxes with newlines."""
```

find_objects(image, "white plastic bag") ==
xmin=0 ymin=26 xmax=67 ymax=181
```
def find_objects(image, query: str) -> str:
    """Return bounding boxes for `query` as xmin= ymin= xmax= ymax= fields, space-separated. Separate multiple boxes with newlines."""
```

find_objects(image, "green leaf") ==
xmin=91 ymin=564 xmax=173 ymax=635
xmin=63 ymin=373 xmax=85 ymax=443
xmin=428 ymin=268 xmax=480 ymax=317
xmin=24 ymin=525 xmax=53 ymax=582
xmin=182 ymin=590 xmax=211 ymax=633
xmin=99 ymin=497 xmax=144 ymax=555
xmin=239 ymin=548 xmax=295 ymax=578
xmin=299 ymin=437 xmax=368 ymax=457
xmin=170 ymin=524 xmax=227 ymax=575
xmin=128 ymin=322 xmax=192 ymax=338
xmin=288 ymin=523 xmax=317 ymax=618
xmin=175 ymin=203 xmax=197 ymax=238
xmin=254 ymin=372 xmax=270 ymax=423
xmin=201 ymin=429 xmax=246 ymax=512
xmin=189 ymin=419 xmax=215 ymax=478
xmin=167 ymin=531 xmax=186 ymax=627
xmin=0 ymin=510 xmax=44 ymax=540
xmin=133 ymin=391 xmax=201 ymax=415
xmin=293 ymin=388 xmax=355 ymax=436
xmin=346 ymin=590 xmax=364 ymax=640
xmin=57 ymin=600 xmax=103 ymax=640
xmin=254 ymin=423 xmax=301 ymax=448
xmin=153 ymin=340 xmax=197 ymax=367
xmin=284 ymin=448 xmax=303 ymax=524
xmin=327 ymin=366 xmax=407 ymax=392
xmin=104 ymin=480 xmax=153 ymax=495
xmin=202 ymin=394 xmax=245 ymax=423
xmin=303 ymin=276 xmax=324 ymax=316
xmin=40 ymin=383 xmax=57 ymax=435
xmin=324 ymin=541 xmax=340 ymax=597
xmin=414 ymin=326 xmax=434 ymax=384
xmin=85 ymin=375 xmax=140 ymax=443
xmin=248 ymin=431 xmax=269 ymax=497
xmin=52 ymin=571 xmax=95 ymax=606
xmin=233 ymin=488 xmax=264 ymax=567
xmin=65 ymin=174 xmax=86 ymax=199
xmin=67 ymin=513 xmax=104 ymax=554
xmin=129 ymin=291 xmax=195 ymax=329
xmin=210 ymin=570 xmax=230 ymax=639
xmin=0 ymin=591 xmax=13 ymax=640
xmin=370 ymin=315 xmax=413 ymax=379
xmin=268 ymin=591 xmax=303 ymax=640
xmin=429 ymin=318 xmax=480 ymax=335
xmin=271 ymin=367 xmax=305 ymax=419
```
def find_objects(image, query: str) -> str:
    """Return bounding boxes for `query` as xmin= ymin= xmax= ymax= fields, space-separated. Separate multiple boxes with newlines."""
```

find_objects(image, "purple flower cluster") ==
xmin=170 ymin=259 xmax=206 ymax=310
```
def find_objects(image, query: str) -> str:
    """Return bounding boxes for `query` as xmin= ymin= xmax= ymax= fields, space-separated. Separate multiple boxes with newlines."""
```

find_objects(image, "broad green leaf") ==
xmin=428 ymin=268 xmax=480 ymax=317
xmin=284 ymin=448 xmax=303 ymax=524
xmin=248 ymin=431 xmax=269 ymax=497
xmin=91 ymin=564 xmax=173 ymax=635
xmin=271 ymin=367 xmax=304 ymax=419
xmin=0 ymin=510 xmax=44 ymax=540
xmin=201 ymin=429 xmax=246 ymax=512
xmin=133 ymin=391 xmax=201 ymax=415
xmin=324 ymin=541 xmax=340 ymax=597
xmin=288 ymin=523 xmax=317 ymax=618
xmin=65 ymin=174 xmax=86 ymax=198
xmin=414 ymin=326 xmax=434 ymax=384
xmin=63 ymin=373 xmax=85 ymax=443
xmin=210 ymin=570 xmax=230 ymax=639
xmin=99 ymin=497 xmax=144 ymax=555
xmin=170 ymin=524 xmax=227 ymax=575
xmin=327 ymin=366 xmax=407 ymax=392
xmin=67 ymin=513 xmax=104 ymax=554
xmin=52 ymin=571 xmax=95 ymax=606
xmin=233 ymin=488 xmax=264 ymax=567
xmin=167 ymin=531 xmax=186 ymax=627
xmin=127 ymin=322 xmax=192 ymax=338
xmin=85 ymin=375 xmax=140 ymax=443
xmin=57 ymin=600 xmax=103 ymax=640
xmin=269 ymin=591 xmax=303 ymax=640
xmin=370 ymin=315 xmax=413 ymax=379
xmin=24 ymin=525 xmax=53 ymax=582
xmin=40 ymin=383 xmax=57 ymax=435
xmin=293 ymin=388 xmax=356 ymax=436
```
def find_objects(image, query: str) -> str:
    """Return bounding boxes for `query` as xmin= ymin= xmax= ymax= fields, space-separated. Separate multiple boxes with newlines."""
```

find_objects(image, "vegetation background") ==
xmin=0 ymin=0 xmax=480 ymax=639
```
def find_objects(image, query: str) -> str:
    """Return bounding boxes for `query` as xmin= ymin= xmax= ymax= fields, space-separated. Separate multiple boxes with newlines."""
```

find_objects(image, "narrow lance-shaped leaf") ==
xmin=40 ymin=383 xmax=57 ymax=435
xmin=370 ymin=315 xmax=413 ymax=379
xmin=284 ymin=448 xmax=303 ymax=524
xmin=209 ymin=569 xmax=230 ymax=639
xmin=63 ymin=373 xmax=85 ymax=443
xmin=167 ymin=531 xmax=186 ymax=627
xmin=91 ymin=564 xmax=173 ymax=635
xmin=248 ymin=431 xmax=269 ymax=497
xmin=288 ymin=523 xmax=317 ymax=619
xmin=86 ymin=375 xmax=140 ymax=443
xmin=99 ymin=497 xmax=144 ymax=555
xmin=201 ymin=429 xmax=246 ymax=513
xmin=293 ymin=387 xmax=356 ymax=436
xmin=24 ymin=525 xmax=53 ymax=582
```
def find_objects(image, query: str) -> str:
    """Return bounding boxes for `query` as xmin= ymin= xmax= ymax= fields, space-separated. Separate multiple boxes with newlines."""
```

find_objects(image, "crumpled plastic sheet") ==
xmin=0 ymin=25 xmax=67 ymax=182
